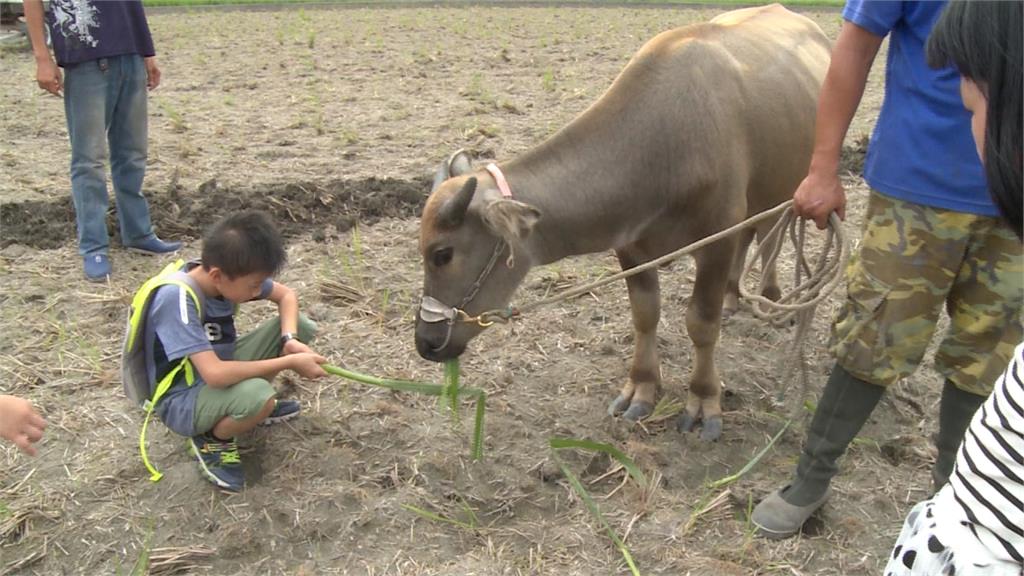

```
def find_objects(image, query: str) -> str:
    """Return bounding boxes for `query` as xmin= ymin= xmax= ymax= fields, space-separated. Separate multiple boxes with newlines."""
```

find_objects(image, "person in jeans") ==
xmin=24 ymin=0 xmax=180 ymax=281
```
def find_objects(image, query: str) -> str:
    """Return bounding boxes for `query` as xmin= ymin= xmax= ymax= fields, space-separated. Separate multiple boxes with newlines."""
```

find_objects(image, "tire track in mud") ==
xmin=0 ymin=175 xmax=432 ymax=249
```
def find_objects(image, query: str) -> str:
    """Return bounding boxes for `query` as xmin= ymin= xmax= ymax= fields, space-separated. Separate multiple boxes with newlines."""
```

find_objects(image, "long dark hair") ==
xmin=927 ymin=0 xmax=1022 ymax=239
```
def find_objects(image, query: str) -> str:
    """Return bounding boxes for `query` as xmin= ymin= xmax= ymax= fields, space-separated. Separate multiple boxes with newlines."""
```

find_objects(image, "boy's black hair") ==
xmin=927 ymin=0 xmax=1023 ymax=239
xmin=201 ymin=210 xmax=287 ymax=278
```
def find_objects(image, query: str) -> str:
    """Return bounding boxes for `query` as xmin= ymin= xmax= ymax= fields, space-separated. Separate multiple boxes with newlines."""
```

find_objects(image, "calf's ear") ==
xmin=448 ymin=149 xmax=473 ymax=176
xmin=438 ymin=177 xmax=478 ymax=228
xmin=432 ymin=149 xmax=473 ymax=192
xmin=482 ymin=199 xmax=541 ymax=242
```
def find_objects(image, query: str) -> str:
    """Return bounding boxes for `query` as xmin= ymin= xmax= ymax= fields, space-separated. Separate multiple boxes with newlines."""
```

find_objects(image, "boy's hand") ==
xmin=0 ymin=395 xmax=47 ymax=456
xmin=290 ymin=352 xmax=328 ymax=379
xmin=282 ymin=338 xmax=316 ymax=357
xmin=35 ymin=58 xmax=62 ymax=96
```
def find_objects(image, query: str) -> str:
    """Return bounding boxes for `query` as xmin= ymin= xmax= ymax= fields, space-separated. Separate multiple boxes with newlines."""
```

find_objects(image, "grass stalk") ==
xmin=323 ymin=363 xmax=485 ymax=460
xmin=550 ymin=447 xmax=642 ymax=576
xmin=707 ymin=419 xmax=792 ymax=490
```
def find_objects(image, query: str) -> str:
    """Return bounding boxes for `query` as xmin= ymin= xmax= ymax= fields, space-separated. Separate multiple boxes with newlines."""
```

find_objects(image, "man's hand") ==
xmin=35 ymin=58 xmax=62 ymax=96
xmin=0 ymin=395 xmax=47 ymax=456
xmin=793 ymin=170 xmax=846 ymax=230
xmin=289 ymin=352 xmax=328 ymax=379
xmin=144 ymin=57 xmax=160 ymax=90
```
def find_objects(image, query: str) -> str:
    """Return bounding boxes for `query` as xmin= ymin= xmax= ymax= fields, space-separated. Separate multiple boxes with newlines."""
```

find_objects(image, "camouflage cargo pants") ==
xmin=830 ymin=191 xmax=1023 ymax=395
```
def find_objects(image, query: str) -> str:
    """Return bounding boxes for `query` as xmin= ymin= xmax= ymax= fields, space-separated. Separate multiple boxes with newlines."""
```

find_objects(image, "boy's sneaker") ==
xmin=83 ymin=253 xmax=111 ymax=282
xmin=189 ymin=434 xmax=244 ymax=491
xmin=127 ymin=235 xmax=183 ymax=255
xmin=261 ymin=399 xmax=301 ymax=426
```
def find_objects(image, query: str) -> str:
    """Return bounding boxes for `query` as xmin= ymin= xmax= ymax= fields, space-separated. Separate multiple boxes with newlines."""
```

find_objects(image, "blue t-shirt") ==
xmin=843 ymin=0 xmax=996 ymax=216
xmin=145 ymin=262 xmax=273 ymax=436
xmin=46 ymin=0 xmax=155 ymax=67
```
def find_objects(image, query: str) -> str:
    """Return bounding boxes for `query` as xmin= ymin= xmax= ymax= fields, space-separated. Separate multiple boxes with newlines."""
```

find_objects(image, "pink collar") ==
xmin=485 ymin=163 xmax=513 ymax=198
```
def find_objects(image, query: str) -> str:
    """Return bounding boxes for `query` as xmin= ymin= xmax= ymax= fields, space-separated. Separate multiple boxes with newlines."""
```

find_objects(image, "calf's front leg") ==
xmin=607 ymin=248 xmax=661 ymax=422
xmin=676 ymin=239 xmax=734 ymax=441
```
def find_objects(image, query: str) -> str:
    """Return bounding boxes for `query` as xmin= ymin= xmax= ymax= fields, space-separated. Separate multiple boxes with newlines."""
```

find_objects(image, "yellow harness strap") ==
xmin=130 ymin=261 xmax=202 ymax=482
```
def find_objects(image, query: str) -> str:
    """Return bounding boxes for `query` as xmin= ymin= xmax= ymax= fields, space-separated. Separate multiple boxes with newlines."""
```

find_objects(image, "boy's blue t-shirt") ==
xmin=46 ymin=0 xmax=156 ymax=67
xmin=144 ymin=262 xmax=273 ymax=437
xmin=843 ymin=0 xmax=996 ymax=216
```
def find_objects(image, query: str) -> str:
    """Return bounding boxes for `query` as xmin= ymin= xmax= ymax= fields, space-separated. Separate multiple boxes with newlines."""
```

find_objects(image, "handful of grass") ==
xmin=324 ymin=360 xmax=486 ymax=460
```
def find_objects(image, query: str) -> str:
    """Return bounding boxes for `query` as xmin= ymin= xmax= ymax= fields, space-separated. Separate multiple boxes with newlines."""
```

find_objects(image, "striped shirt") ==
xmin=949 ymin=341 xmax=1024 ymax=565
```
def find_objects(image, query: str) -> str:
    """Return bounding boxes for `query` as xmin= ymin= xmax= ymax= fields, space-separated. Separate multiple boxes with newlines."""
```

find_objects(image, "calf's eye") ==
xmin=432 ymin=247 xmax=454 ymax=268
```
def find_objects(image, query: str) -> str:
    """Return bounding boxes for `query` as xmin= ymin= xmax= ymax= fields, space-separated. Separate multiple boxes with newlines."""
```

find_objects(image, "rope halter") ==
xmin=418 ymin=239 xmax=517 ymax=352
xmin=419 ymin=164 xmax=518 ymax=352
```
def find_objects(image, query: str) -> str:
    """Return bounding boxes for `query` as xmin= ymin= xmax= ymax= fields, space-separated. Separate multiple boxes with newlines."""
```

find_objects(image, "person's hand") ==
xmin=0 ymin=395 xmax=47 ymax=456
xmin=144 ymin=57 xmax=160 ymax=90
xmin=793 ymin=169 xmax=846 ymax=230
xmin=35 ymin=58 xmax=62 ymax=96
xmin=282 ymin=338 xmax=316 ymax=356
xmin=290 ymin=352 xmax=327 ymax=379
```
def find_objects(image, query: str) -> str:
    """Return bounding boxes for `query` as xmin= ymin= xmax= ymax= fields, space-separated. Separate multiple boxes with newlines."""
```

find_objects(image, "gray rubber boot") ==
xmin=752 ymin=364 xmax=884 ymax=539
xmin=932 ymin=379 xmax=986 ymax=491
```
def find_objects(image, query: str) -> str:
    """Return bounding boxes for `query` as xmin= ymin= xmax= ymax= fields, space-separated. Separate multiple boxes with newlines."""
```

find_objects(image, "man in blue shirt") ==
xmin=24 ymin=0 xmax=180 ymax=281
xmin=752 ymin=0 xmax=1023 ymax=539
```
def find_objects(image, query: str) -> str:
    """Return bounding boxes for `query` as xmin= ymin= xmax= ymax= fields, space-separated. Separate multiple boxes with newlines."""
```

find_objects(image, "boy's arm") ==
xmin=189 ymin=349 xmax=326 ymax=389
xmin=23 ymin=0 xmax=61 ymax=96
xmin=266 ymin=281 xmax=317 ymax=355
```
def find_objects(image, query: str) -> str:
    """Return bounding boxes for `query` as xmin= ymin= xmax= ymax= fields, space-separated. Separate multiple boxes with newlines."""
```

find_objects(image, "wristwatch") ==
xmin=280 ymin=332 xmax=298 ymax=346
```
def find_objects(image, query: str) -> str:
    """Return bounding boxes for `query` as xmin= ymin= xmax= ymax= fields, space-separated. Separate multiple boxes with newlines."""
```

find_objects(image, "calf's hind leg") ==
xmin=676 ymin=238 xmax=735 ymax=441
xmin=607 ymin=247 xmax=662 ymax=422
xmin=723 ymin=228 xmax=755 ymax=317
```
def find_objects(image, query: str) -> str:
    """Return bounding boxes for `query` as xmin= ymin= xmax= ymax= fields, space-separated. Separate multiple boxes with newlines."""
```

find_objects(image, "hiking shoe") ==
xmin=260 ymin=399 xmax=301 ymax=426
xmin=83 ymin=253 xmax=111 ymax=281
xmin=751 ymin=486 xmax=831 ymax=539
xmin=126 ymin=235 xmax=182 ymax=255
xmin=189 ymin=434 xmax=244 ymax=491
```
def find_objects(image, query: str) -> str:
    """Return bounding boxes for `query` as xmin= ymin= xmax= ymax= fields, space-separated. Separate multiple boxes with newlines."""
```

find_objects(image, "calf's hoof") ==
xmin=607 ymin=394 xmax=631 ymax=416
xmin=676 ymin=411 xmax=698 ymax=433
xmin=622 ymin=401 xmax=653 ymax=423
xmin=676 ymin=412 xmax=723 ymax=441
xmin=699 ymin=415 xmax=722 ymax=442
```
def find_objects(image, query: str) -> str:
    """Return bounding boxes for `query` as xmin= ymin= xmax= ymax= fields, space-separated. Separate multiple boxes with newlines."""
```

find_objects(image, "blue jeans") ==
xmin=63 ymin=54 xmax=156 ymax=257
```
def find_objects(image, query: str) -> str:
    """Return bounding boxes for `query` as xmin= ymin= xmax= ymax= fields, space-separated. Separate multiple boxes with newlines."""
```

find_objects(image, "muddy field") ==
xmin=0 ymin=5 xmax=945 ymax=576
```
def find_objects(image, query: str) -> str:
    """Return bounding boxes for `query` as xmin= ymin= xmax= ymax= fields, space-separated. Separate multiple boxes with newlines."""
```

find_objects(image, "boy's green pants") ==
xmin=192 ymin=315 xmax=317 ymax=434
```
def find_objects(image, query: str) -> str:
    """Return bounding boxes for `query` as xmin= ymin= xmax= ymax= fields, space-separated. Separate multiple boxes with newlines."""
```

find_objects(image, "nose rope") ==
xmin=419 ymin=239 xmax=509 ymax=352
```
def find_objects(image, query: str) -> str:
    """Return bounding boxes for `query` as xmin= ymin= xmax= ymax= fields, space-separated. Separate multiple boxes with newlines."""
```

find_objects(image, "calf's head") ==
xmin=415 ymin=152 xmax=541 ymax=361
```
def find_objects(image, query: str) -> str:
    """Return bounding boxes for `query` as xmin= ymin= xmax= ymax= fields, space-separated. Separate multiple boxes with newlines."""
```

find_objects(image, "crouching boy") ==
xmin=130 ymin=210 xmax=327 ymax=491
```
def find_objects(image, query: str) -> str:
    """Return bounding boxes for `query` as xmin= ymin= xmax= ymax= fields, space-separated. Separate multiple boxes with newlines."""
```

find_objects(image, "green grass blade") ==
xmin=707 ymin=419 xmax=792 ymax=490
xmin=471 ymin=389 xmax=486 ymax=461
xmin=444 ymin=358 xmax=460 ymax=423
xmin=550 ymin=450 xmax=641 ymax=576
xmin=129 ymin=521 xmax=155 ymax=576
xmin=401 ymin=504 xmax=475 ymax=531
xmin=549 ymin=437 xmax=647 ymax=486
xmin=323 ymin=364 xmax=445 ymax=395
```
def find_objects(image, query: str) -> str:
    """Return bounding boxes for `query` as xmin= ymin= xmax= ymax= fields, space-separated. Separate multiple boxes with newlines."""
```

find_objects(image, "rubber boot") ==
xmin=752 ymin=364 xmax=884 ymax=539
xmin=932 ymin=379 xmax=986 ymax=491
